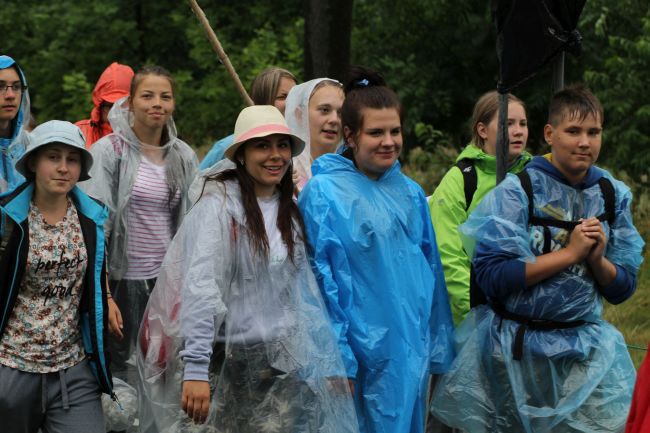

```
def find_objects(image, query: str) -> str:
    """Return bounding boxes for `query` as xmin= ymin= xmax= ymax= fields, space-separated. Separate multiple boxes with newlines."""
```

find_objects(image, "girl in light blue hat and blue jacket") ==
xmin=0 ymin=120 xmax=121 ymax=433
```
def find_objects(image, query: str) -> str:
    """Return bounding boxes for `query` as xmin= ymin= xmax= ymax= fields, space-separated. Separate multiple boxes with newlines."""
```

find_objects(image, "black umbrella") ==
xmin=492 ymin=0 xmax=586 ymax=182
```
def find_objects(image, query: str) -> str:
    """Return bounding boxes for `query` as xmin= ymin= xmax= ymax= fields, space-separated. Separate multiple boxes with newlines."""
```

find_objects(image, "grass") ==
xmin=604 ymin=248 xmax=650 ymax=369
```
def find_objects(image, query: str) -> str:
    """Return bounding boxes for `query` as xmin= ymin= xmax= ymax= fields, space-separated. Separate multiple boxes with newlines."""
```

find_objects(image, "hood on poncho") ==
xmin=76 ymin=63 xmax=134 ymax=146
xmin=284 ymin=78 xmax=342 ymax=190
xmin=0 ymin=55 xmax=30 ymax=193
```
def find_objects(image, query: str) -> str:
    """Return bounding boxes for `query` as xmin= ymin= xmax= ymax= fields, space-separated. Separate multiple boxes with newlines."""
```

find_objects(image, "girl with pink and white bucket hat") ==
xmin=137 ymin=105 xmax=359 ymax=432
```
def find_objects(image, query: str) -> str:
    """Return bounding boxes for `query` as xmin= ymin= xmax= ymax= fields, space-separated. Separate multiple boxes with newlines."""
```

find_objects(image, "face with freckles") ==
xmin=241 ymin=134 xmax=293 ymax=197
xmin=345 ymin=107 xmax=403 ymax=180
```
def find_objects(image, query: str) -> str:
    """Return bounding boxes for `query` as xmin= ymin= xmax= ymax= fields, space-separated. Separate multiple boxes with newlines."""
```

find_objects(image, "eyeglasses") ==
xmin=0 ymin=83 xmax=25 ymax=94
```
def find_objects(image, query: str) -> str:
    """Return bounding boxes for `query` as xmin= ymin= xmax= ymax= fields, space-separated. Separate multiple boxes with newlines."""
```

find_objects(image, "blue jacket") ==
xmin=0 ymin=182 xmax=113 ymax=394
xmin=0 ymin=56 xmax=28 ymax=193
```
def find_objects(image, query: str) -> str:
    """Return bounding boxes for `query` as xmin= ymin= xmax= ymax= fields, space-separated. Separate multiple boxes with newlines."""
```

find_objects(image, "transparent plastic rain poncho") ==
xmin=0 ymin=55 xmax=30 ymax=193
xmin=431 ymin=167 xmax=645 ymax=433
xmin=284 ymin=78 xmax=342 ymax=191
xmin=298 ymin=154 xmax=455 ymax=433
xmin=81 ymin=96 xmax=198 ymax=384
xmin=137 ymin=173 xmax=359 ymax=433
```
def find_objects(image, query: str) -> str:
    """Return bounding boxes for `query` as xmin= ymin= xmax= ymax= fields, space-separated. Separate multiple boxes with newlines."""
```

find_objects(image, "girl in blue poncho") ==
xmin=298 ymin=66 xmax=455 ymax=433
xmin=431 ymin=85 xmax=644 ymax=433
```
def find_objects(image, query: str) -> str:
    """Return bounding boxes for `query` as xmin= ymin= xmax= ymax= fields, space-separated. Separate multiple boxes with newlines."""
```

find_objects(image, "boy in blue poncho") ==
xmin=431 ymin=84 xmax=644 ymax=433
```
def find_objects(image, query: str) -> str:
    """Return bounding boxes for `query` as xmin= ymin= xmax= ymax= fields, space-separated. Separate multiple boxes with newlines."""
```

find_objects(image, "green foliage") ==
xmin=4 ymin=0 xmax=302 ymax=149
xmin=401 ymin=123 xmax=458 ymax=195
xmin=579 ymin=1 xmax=650 ymax=179
xmin=3 ymin=0 xmax=650 ymax=184
xmin=61 ymin=72 xmax=93 ymax=121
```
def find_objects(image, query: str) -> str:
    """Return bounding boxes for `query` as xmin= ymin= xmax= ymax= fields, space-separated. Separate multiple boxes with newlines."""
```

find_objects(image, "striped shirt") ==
xmin=124 ymin=157 xmax=180 ymax=279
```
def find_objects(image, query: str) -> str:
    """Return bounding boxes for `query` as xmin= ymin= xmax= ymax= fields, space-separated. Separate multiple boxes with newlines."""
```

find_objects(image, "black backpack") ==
xmin=468 ymin=169 xmax=617 ymax=308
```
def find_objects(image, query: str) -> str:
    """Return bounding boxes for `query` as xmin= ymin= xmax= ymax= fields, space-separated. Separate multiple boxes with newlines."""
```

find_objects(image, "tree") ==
xmin=303 ymin=0 xmax=353 ymax=81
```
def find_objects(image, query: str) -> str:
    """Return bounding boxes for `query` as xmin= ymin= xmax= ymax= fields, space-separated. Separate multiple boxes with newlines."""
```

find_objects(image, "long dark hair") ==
xmin=206 ymin=148 xmax=304 ymax=263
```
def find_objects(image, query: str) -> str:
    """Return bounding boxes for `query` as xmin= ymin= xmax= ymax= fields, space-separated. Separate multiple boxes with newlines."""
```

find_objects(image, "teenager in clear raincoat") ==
xmin=81 ymin=66 xmax=197 ymax=394
xmin=137 ymin=105 xmax=358 ymax=433
xmin=0 ymin=55 xmax=30 ymax=193
xmin=298 ymin=67 xmax=455 ymax=433
xmin=431 ymin=85 xmax=644 ymax=433
xmin=284 ymin=77 xmax=344 ymax=191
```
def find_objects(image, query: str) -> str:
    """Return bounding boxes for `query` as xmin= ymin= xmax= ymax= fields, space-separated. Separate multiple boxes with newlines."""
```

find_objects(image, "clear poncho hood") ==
xmin=284 ymin=78 xmax=342 ymax=190
xmin=81 ymin=96 xmax=198 ymax=280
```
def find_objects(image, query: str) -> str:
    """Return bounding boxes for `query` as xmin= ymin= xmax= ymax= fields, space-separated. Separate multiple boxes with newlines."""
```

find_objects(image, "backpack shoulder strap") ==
xmin=516 ymin=170 xmax=534 ymax=222
xmin=597 ymin=177 xmax=616 ymax=226
xmin=455 ymin=159 xmax=478 ymax=212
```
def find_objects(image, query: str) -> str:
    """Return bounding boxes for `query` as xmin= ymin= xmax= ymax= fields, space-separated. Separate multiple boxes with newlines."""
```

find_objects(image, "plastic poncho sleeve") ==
xmin=429 ymin=166 xmax=472 ymax=326
xmin=419 ymin=191 xmax=455 ymax=373
xmin=460 ymin=174 xmax=531 ymax=300
xmin=603 ymin=177 xmax=644 ymax=275
xmin=83 ymin=136 xmax=121 ymax=239
xmin=298 ymin=185 xmax=358 ymax=379
xmin=175 ymin=192 xmax=229 ymax=381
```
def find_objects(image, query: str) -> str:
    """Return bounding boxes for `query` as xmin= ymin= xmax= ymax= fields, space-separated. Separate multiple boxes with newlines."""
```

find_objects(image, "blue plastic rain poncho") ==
xmin=431 ymin=156 xmax=644 ymax=433
xmin=0 ymin=56 xmax=29 ymax=193
xmin=298 ymin=153 xmax=455 ymax=433
xmin=137 ymin=166 xmax=359 ymax=433
xmin=199 ymin=134 xmax=233 ymax=170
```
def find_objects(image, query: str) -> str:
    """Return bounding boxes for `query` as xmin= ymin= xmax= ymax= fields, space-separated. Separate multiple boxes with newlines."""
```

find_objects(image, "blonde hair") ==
xmin=249 ymin=67 xmax=296 ymax=105
xmin=470 ymin=91 xmax=525 ymax=148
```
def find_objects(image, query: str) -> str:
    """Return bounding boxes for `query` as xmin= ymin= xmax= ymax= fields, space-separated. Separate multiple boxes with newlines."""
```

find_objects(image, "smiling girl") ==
xmin=298 ymin=67 xmax=454 ymax=433
xmin=137 ymin=105 xmax=358 ymax=432
xmin=82 ymin=66 xmax=198 ymax=406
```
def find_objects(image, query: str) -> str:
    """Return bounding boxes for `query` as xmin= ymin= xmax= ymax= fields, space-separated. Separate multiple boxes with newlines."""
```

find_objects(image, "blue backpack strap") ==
xmin=456 ymin=159 xmax=477 ymax=211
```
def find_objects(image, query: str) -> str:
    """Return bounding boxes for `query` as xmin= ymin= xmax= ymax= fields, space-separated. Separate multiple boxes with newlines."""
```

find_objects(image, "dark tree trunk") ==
xmin=303 ymin=0 xmax=353 ymax=82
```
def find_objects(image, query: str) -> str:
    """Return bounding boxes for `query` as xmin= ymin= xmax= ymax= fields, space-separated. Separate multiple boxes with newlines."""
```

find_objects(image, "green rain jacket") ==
xmin=428 ymin=144 xmax=532 ymax=325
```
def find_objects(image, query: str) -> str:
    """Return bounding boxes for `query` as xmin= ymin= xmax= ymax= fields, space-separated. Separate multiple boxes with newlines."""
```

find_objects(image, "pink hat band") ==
xmin=235 ymin=123 xmax=292 ymax=144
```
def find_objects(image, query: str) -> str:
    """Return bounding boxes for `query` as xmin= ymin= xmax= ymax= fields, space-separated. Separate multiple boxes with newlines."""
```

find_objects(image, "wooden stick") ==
xmin=187 ymin=0 xmax=254 ymax=106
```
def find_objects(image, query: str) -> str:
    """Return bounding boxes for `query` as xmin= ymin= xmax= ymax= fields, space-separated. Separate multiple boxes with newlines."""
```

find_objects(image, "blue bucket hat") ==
xmin=14 ymin=120 xmax=93 ymax=181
